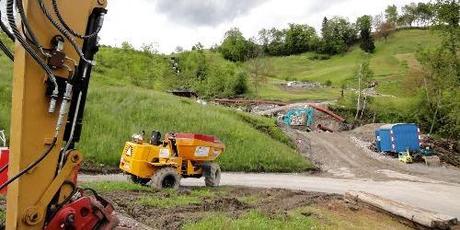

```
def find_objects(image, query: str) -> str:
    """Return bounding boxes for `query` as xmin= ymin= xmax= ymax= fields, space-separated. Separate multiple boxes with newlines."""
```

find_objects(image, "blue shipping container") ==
xmin=375 ymin=123 xmax=420 ymax=153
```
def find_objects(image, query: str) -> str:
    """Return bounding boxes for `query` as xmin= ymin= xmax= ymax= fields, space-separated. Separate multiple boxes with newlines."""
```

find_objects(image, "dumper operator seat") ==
xmin=150 ymin=131 xmax=162 ymax=146
xmin=165 ymin=132 xmax=179 ymax=157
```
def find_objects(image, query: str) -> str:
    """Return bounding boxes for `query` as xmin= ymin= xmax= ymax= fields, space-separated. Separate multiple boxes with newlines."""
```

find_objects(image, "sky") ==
xmin=99 ymin=0 xmax=428 ymax=53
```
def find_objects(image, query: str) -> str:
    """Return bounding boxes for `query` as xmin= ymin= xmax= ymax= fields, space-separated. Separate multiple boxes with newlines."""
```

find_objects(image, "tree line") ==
xmin=218 ymin=1 xmax=455 ymax=62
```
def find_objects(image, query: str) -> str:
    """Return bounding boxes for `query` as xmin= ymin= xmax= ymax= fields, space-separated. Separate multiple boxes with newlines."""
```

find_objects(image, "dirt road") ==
xmin=284 ymin=127 xmax=460 ymax=184
xmin=80 ymin=173 xmax=460 ymax=219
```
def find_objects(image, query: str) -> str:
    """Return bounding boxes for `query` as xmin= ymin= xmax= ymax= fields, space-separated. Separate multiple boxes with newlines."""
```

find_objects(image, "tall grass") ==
xmin=79 ymin=84 xmax=312 ymax=172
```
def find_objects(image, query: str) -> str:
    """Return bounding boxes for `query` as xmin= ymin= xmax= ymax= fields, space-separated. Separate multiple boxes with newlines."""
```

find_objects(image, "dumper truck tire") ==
xmin=150 ymin=167 xmax=181 ymax=190
xmin=203 ymin=163 xmax=221 ymax=187
xmin=129 ymin=175 xmax=150 ymax=186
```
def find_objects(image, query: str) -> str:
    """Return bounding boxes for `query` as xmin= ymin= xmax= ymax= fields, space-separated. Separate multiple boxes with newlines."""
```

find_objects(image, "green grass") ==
xmin=184 ymin=210 xmax=318 ymax=230
xmin=245 ymin=29 xmax=440 ymax=102
xmin=77 ymin=84 xmax=312 ymax=172
xmin=138 ymin=194 xmax=202 ymax=208
xmin=82 ymin=181 xmax=230 ymax=208
xmin=184 ymin=206 xmax=409 ymax=230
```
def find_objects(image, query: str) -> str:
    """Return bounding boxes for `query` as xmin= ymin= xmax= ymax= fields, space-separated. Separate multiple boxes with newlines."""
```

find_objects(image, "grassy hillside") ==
xmin=0 ymin=47 xmax=311 ymax=172
xmin=245 ymin=29 xmax=440 ymax=102
xmin=79 ymin=83 xmax=311 ymax=172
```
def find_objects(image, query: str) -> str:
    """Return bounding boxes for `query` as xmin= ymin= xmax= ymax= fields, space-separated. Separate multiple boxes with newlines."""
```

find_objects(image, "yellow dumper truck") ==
xmin=120 ymin=131 xmax=225 ymax=189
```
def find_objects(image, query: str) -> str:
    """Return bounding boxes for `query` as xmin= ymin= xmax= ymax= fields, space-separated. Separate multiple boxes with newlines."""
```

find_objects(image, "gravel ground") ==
xmin=298 ymin=129 xmax=460 ymax=183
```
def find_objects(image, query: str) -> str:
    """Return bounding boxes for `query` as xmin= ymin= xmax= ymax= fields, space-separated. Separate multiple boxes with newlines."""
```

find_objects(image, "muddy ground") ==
xmin=0 ymin=186 xmax=414 ymax=230
xmin=283 ymin=123 xmax=460 ymax=183
xmin=103 ymin=186 xmax=409 ymax=230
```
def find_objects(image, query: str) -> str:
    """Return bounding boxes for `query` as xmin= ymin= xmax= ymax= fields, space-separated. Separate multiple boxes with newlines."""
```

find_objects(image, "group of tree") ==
xmin=95 ymin=41 xmax=248 ymax=99
xmin=218 ymin=1 xmax=458 ymax=62
xmin=219 ymin=14 xmax=381 ymax=59
xmin=374 ymin=1 xmax=444 ymax=40
xmin=175 ymin=44 xmax=248 ymax=98
xmin=219 ymin=18 xmax=362 ymax=61
xmin=413 ymin=0 xmax=459 ymax=139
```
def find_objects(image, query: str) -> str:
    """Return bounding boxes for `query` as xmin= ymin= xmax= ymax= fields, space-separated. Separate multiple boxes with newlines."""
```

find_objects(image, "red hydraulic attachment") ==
xmin=45 ymin=192 xmax=118 ymax=230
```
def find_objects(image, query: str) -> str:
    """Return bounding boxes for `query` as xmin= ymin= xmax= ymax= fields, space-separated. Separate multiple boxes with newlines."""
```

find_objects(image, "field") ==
xmin=0 ymin=29 xmax=440 ymax=172
xmin=78 ymin=83 xmax=311 ymax=172
xmin=76 ymin=181 xmax=409 ymax=230
xmin=0 ymin=60 xmax=311 ymax=172
xmin=245 ymin=29 xmax=440 ymax=103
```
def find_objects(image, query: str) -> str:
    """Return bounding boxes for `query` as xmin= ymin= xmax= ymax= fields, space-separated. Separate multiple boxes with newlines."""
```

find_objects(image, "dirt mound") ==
xmin=348 ymin=123 xmax=385 ymax=142
xmin=203 ymin=197 xmax=248 ymax=212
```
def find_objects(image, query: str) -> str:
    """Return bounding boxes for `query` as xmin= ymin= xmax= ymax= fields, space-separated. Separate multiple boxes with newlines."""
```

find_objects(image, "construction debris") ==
xmin=421 ymin=135 xmax=460 ymax=167
xmin=281 ymin=81 xmax=323 ymax=90
xmin=345 ymin=191 xmax=458 ymax=229
xmin=256 ymin=103 xmax=344 ymax=121
xmin=212 ymin=98 xmax=287 ymax=107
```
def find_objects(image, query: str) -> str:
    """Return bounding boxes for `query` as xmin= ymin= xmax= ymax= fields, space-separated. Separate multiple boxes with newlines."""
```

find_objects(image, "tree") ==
xmin=284 ymin=23 xmax=318 ymax=54
xmin=356 ymin=15 xmax=375 ymax=53
xmin=175 ymin=46 xmax=184 ymax=53
xmin=219 ymin=28 xmax=252 ymax=62
xmin=414 ymin=0 xmax=460 ymax=139
xmin=319 ymin=17 xmax=357 ymax=55
xmin=375 ymin=21 xmax=395 ymax=41
xmin=140 ymin=42 xmax=159 ymax=55
xmin=433 ymin=0 xmax=460 ymax=56
xmin=192 ymin=42 xmax=204 ymax=51
xmin=400 ymin=3 xmax=418 ymax=27
xmin=257 ymin=28 xmax=271 ymax=54
xmin=354 ymin=58 xmax=374 ymax=121
xmin=321 ymin=17 xmax=329 ymax=38
xmin=262 ymin=27 xmax=288 ymax=56
xmin=416 ymin=2 xmax=435 ymax=26
xmin=247 ymin=47 xmax=270 ymax=95
xmin=385 ymin=5 xmax=399 ymax=25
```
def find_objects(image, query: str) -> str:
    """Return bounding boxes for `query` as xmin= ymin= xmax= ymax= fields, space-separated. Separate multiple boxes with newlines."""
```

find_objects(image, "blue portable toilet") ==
xmin=375 ymin=123 xmax=420 ymax=153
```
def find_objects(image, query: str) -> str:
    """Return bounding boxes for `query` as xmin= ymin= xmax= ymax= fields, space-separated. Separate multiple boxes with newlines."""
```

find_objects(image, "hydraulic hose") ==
xmin=0 ymin=138 xmax=57 ymax=191
xmin=15 ymin=0 xmax=42 ymax=48
xmin=52 ymin=0 xmax=104 ymax=40
xmin=0 ymin=0 xmax=15 ymax=41
xmin=37 ymin=0 xmax=92 ymax=64
xmin=0 ymin=40 xmax=13 ymax=60
xmin=6 ymin=0 xmax=59 ymax=107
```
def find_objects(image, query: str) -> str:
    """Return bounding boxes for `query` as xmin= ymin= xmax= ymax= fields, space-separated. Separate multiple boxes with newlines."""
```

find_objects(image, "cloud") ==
xmin=154 ymin=0 xmax=265 ymax=26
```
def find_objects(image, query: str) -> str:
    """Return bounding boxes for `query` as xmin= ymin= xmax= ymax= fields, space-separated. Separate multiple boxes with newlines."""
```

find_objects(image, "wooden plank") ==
xmin=345 ymin=191 xmax=458 ymax=229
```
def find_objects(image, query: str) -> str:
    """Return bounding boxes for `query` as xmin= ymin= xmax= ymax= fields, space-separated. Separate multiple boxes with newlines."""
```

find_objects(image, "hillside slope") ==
xmin=0 ymin=54 xmax=311 ymax=172
xmin=79 ymin=83 xmax=311 ymax=172
xmin=245 ymin=29 xmax=440 ymax=102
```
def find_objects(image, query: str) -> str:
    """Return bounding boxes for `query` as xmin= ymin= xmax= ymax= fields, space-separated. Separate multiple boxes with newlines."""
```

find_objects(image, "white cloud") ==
xmin=99 ymin=0 xmax=429 ymax=53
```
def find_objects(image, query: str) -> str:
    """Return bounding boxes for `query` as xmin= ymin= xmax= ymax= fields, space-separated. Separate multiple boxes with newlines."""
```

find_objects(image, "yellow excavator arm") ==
xmin=0 ymin=0 xmax=117 ymax=229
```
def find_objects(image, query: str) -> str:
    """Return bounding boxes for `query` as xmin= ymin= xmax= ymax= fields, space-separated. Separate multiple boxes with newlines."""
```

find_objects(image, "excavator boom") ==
xmin=0 ymin=0 xmax=116 ymax=229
